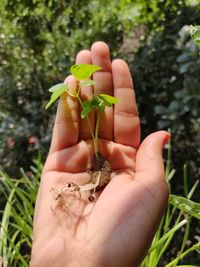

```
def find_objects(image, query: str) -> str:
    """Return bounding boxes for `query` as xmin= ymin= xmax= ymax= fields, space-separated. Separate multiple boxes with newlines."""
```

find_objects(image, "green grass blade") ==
xmin=0 ymin=184 xmax=17 ymax=265
xmin=148 ymin=219 xmax=187 ymax=253
xmin=169 ymin=195 xmax=200 ymax=220
xmin=188 ymin=180 xmax=199 ymax=199
xmin=0 ymin=157 xmax=40 ymax=265
xmin=183 ymin=164 xmax=188 ymax=197
xmin=165 ymin=242 xmax=200 ymax=267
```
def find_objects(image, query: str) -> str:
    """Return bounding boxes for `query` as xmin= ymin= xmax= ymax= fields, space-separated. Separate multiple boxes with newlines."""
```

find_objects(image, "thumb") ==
xmin=135 ymin=130 xmax=170 ymax=200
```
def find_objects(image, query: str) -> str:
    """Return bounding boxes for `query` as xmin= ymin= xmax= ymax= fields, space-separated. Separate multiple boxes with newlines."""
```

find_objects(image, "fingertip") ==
xmin=136 ymin=130 xmax=171 ymax=178
xmin=112 ymin=59 xmax=130 ymax=74
xmin=112 ymin=59 xmax=133 ymax=89
xmin=112 ymin=58 xmax=128 ymax=67
xmin=64 ymin=75 xmax=77 ymax=95
xmin=163 ymin=132 xmax=171 ymax=146
xmin=64 ymin=75 xmax=76 ymax=85
xmin=135 ymin=131 xmax=170 ymax=194
xmin=91 ymin=41 xmax=110 ymax=54
xmin=141 ymin=130 xmax=170 ymax=149
xmin=91 ymin=41 xmax=112 ymax=72
xmin=76 ymin=49 xmax=92 ymax=64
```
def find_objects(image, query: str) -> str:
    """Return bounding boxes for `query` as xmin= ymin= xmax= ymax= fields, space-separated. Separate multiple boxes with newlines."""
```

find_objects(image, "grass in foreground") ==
xmin=0 ymin=146 xmax=199 ymax=266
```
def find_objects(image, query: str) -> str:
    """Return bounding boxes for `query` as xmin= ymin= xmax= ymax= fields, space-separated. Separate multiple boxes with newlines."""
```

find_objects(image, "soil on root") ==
xmin=92 ymin=152 xmax=112 ymax=191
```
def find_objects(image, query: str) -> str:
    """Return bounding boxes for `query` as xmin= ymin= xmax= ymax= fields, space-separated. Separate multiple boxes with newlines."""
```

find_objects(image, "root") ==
xmin=50 ymin=154 xmax=112 ymax=211
xmin=50 ymin=171 xmax=101 ymax=211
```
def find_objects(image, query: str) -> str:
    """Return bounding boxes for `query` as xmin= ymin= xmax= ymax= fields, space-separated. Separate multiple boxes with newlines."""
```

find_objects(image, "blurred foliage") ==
xmin=0 ymin=0 xmax=200 ymax=183
xmin=128 ymin=0 xmax=200 ymax=183
xmin=0 ymin=0 xmax=138 ymax=174
xmin=190 ymin=25 xmax=200 ymax=48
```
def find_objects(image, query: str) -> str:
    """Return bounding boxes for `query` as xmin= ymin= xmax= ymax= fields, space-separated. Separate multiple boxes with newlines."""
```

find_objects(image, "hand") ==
xmin=30 ymin=42 xmax=170 ymax=267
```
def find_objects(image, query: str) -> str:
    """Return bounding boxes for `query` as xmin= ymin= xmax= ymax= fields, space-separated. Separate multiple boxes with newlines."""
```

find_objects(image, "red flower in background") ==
xmin=28 ymin=136 xmax=37 ymax=144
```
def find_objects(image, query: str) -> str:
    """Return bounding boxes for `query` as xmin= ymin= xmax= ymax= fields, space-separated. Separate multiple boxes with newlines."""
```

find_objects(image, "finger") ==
xmin=112 ymin=59 xmax=140 ymax=148
xmin=49 ymin=76 xmax=79 ymax=153
xmin=44 ymin=140 xmax=94 ymax=173
xmin=76 ymin=50 xmax=95 ymax=140
xmin=134 ymin=131 xmax=170 ymax=202
xmin=91 ymin=42 xmax=113 ymax=140
xmin=98 ymin=139 xmax=136 ymax=170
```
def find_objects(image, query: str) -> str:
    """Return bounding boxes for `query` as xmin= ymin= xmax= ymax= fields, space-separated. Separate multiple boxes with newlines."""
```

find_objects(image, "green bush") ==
xmin=128 ymin=1 xmax=200 ymax=185
xmin=0 ymin=0 xmax=137 ymax=174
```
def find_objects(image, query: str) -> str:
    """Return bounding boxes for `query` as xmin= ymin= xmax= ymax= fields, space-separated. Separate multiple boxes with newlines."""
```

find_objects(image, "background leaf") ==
xmin=70 ymin=64 xmax=102 ymax=80
xmin=190 ymin=25 xmax=200 ymax=48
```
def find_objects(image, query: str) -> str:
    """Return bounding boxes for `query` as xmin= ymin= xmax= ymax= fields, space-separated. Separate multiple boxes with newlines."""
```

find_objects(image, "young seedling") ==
xmin=46 ymin=64 xmax=119 ymax=208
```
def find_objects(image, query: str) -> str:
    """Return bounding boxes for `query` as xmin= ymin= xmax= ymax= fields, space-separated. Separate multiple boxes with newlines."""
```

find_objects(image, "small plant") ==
xmin=46 ymin=64 xmax=119 ymax=205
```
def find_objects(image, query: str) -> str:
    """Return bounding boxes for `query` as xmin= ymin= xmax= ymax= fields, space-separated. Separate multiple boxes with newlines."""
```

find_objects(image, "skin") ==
xmin=30 ymin=42 xmax=170 ymax=267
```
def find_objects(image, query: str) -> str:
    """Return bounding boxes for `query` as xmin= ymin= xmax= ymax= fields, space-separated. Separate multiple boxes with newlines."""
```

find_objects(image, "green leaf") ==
xmin=169 ymin=194 xmax=200 ymax=220
xmin=45 ymin=83 xmax=68 ymax=109
xmin=81 ymin=93 xmax=120 ymax=118
xmin=190 ymin=25 xmax=200 ymax=49
xmin=91 ymin=96 xmax=106 ymax=112
xmin=98 ymin=94 xmax=120 ymax=106
xmin=70 ymin=64 xmax=102 ymax=80
xmin=81 ymin=97 xmax=103 ymax=118
xmin=48 ymin=83 xmax=68 ymax=92
xmin=95 ymin=97 xmax=106 ymax=112
xmin=81 ymin=100 xmax=93 ymax=118
xmin=80 ymin=80 xmax=96 ymax=86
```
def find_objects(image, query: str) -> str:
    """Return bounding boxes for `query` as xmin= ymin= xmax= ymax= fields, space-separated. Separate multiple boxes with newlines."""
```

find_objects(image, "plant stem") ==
xmin=75 ymin=83 xmax=95 ymax=143
xmin=76 ymin=95 xmax=95 ymax=142
xmin=73 ymin=82 xmax=100 ymax=158
xmin=94 ymin=111 xmax=101 ymax=159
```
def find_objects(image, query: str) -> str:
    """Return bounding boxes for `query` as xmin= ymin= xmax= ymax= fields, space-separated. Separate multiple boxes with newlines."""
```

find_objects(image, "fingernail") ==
xmin=163 ymin=132 xmax=171 ymax=146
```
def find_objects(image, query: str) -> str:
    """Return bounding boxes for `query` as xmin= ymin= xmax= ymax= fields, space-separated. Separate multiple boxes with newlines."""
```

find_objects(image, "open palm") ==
xmin=30 ymin=42 xmax=170 ymax=267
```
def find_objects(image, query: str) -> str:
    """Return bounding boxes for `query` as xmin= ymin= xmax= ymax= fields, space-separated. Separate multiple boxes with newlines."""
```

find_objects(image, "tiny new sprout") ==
xmin=46 ymin=64 xmax=120 ymax=159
